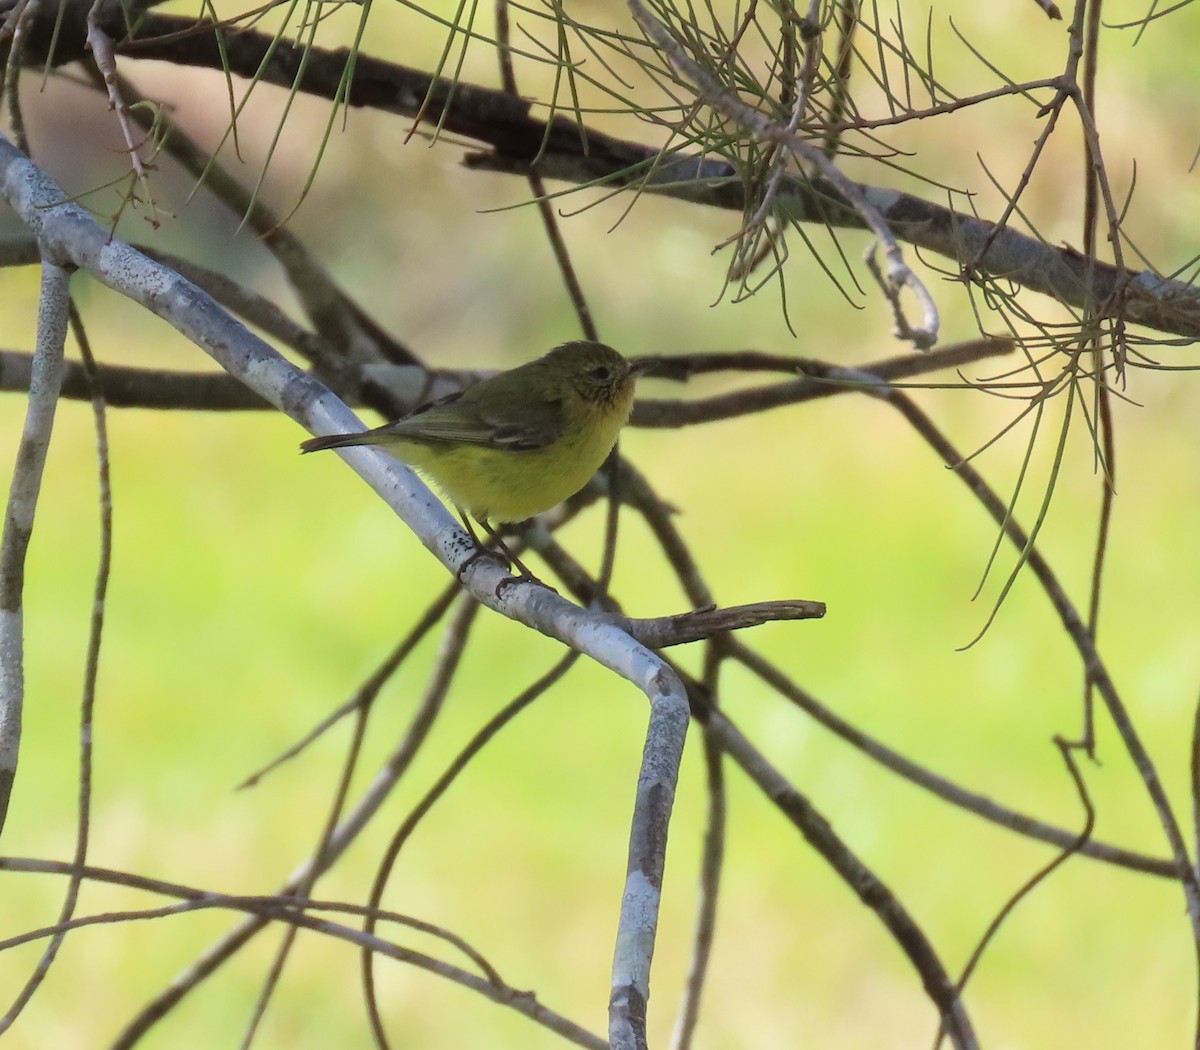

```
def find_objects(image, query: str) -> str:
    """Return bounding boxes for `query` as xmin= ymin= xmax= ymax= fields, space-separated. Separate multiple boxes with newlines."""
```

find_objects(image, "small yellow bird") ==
xmin=301 ymin=340 xmax=651 ymax=564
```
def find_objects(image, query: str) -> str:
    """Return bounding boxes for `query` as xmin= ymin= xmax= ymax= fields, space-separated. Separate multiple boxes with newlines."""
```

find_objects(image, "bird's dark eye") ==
xmin=590 ymin=365 xmax=612 ymax=381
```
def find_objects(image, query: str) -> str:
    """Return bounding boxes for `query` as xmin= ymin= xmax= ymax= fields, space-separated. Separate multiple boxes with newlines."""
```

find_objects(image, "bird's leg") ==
xmin=479 ymin=518 xmax=557 ymax=597
xmin=481 ymin=519 xmax=536 ymax=580
xmin=451 ymin=512 xmax=555 ymax=596
xmin=452 ymin=510 xmax=506 ymax=584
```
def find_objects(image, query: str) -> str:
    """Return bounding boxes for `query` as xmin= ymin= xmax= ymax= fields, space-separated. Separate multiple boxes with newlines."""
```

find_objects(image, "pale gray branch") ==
xmin=0 ymin=258 xmax=71 ymax=839
xmin=610 ymin=675 xmax=690 ymax=1050
xmin=0 ymin=131 xmax=692 ymax=1050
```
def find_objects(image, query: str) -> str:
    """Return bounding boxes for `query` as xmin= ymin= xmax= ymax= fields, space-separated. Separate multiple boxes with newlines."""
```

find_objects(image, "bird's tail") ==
xmin=299 ymin=431 xmax=375 ymax=454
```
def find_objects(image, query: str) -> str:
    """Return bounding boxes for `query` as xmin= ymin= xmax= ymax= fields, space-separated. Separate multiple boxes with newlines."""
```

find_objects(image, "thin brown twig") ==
xmin=362 ymin=649 xmax=580 ymax=1050
xmin=702 ymin=700 xmax=978 ymax=1049
xmin=875 ymin=383 xmax=1200 ymax=955
xmin=236 ymin=581 xmax=462 ymax=1050
xmin=670 ymin=721 xmax=725 ymax=1050
xmin=494 ymin=0 xmax=622 ymax=604
xmin=822 ymin=0 xmax=859 ymax=157
xmin=626 ymin=0 xmax=939 ymax=347
xmin=632 ymin=338 xmax=1014 ymax=427
xmin=2 ymin=0 xmax=37 ymax=150
xmin=1074 ymin=0 xmax=1114 ymax=758
xmin=728 ymin=638 xmax=1173 ymax=876
xmin=94 ymin=65 xmax=415 ymax=380
xmin=237 ymin=582 xmax=460 ymax=789
xmin=0 ymin=859 xmax=607 ymax=1050
xmin=932 ymin=735 xmax=1092 ymax=1050
xmin=85 ymin=0 xmax=153 ymax=183
xmin=624 ymin=598 xmax=824 ymax=648
xmin=106 ymin=595 xmax=481 ymax=1050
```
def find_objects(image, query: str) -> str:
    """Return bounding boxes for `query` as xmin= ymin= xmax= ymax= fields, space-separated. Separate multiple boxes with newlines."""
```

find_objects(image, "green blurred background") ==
xmin=2 ymin=2 xmax=1200 ymax=1047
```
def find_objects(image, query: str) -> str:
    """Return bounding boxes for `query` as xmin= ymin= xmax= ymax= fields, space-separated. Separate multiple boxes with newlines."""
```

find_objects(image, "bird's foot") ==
xmin=494 ymin=568 xmax=558 ymax=600
xmin=455 ymin=545 xmax=507 ymax=585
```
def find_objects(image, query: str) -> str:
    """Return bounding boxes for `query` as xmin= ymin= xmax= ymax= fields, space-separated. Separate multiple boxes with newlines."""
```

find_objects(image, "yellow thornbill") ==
xmin=301 ymin=340 xmax=652 ymax=571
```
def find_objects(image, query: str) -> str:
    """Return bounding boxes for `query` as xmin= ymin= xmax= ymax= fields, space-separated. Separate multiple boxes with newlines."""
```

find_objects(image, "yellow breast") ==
xmin=395 ymin=391 xmax=632 ymax=523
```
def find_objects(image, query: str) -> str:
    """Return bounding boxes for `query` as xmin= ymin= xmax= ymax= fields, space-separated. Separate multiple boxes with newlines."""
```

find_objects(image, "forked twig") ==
xmin=626 ymin=0 xmax=939 ymax=347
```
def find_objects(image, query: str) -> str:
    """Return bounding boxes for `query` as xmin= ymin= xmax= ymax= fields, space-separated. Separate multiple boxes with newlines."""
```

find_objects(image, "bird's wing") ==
xmin=386 ymin=390 xmax=566 ymax=452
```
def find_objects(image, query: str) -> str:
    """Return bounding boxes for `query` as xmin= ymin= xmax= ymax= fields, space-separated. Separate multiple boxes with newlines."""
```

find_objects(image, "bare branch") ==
xmin=0 ymin=257 xmax=70 ymax=839
xmin=624 ymin=599 xmax=825 ymax=648
xmin=0 ymin=349 xmax=268 ymax=408
xmin=632 ymin=338 xmax=1014 ymax=428
xmin=0 ymin=128 xmax=694 ymax=1050
xmin=669 ymin=728 xmax=724 ymax=1050
xmin=610 ymin=678 xmax=690 ymax=1050
xmin=876 ymin=383 xmax=1200 ymax=958
xmin=626 ymin=0 xmax=939 ymax=347
xmin=7 ymin=15 xmax=1190 ymax=339
xmin=85 ymin=1 xmax=154 ymax=184
xmin=0 ymin=858 xmax=609 ymax=1050
xmin=704 ymin=703 xmax=979 ymax=1049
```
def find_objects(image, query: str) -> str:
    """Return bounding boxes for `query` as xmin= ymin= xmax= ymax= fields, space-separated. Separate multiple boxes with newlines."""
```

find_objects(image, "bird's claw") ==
xmin=494 ymin=571 xmax=557 ymax=600
xmin=455 ymin=546 xmax=507 ymax=585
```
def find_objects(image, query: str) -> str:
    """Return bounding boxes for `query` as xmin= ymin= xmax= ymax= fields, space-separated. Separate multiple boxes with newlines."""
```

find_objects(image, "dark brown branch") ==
xmin=0 ymin=339 xmax=1011 ymax=418
xmin=0 ymin=349 xmax=267 ymax=408
xmin=632 ymin=338 xmax=1014 ymax=428
xmin=728 ymin=638 xmax=1177 ymax=878
xmin=14 ymin=11 xmax=1200 ymax=341
xmin=624 ymin=599 xmax=825 ymax=649
xmin=640 ymin=338 xmax=1011 ymax=380
xmin=702 ymin=700 xmax=978 ymax=1048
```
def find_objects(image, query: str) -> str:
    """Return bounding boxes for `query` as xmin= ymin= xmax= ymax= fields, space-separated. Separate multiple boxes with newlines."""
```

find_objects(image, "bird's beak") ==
xmin=629 ymin=356 xmax=665 ymax=378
